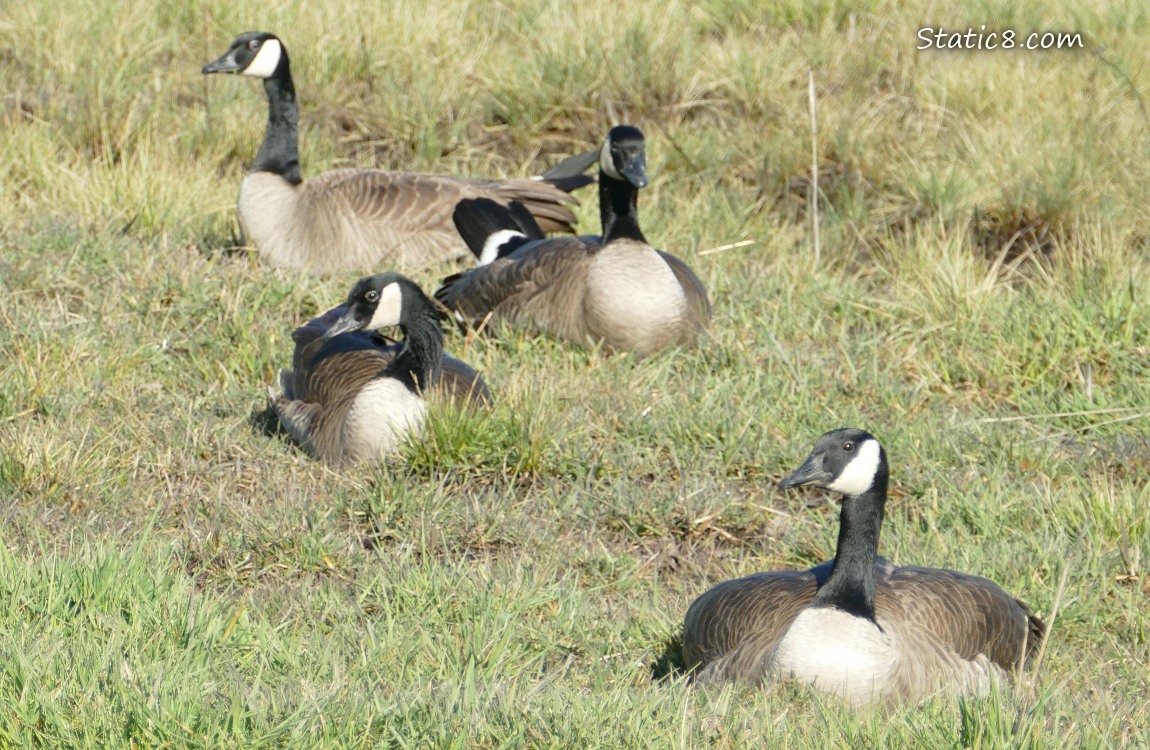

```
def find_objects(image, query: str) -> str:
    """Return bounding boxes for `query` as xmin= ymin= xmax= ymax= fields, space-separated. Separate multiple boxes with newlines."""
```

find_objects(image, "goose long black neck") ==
xmin=598 ymin=173 xmax=646 ymax=244
xmin=253 ymin=60 xmax=302 ymax=184
xmin=813 ymin=467 xmax=889 ymax=622
xmin=388 ymin=301 xmax=444 ymax=393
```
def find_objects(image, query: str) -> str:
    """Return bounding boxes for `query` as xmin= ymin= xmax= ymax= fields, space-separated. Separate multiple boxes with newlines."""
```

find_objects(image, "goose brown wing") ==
xmin=289 ymin=303 xmax=351 ymax=374
xmin=270 ymin=344 xmax=392 ymax=464
xmin=305 ymin=340 xmax=488 ymax=408
xmin=481 ymin=177 xmax=591 ymax=234
xmin=302 ymin=169 xmax=586 ymax=239
xmin=272 ymin=322 xmax=396 ymax=461
xmin=880 ymin=566 xmax=1044 ymax=670
xmin=287 ymin=303 xmax=485 ymax=407
xmin=287 ymin=305 xmax=398 ymax=400
xmin=681 ymin=569 xmax=820 ymax=683
xmin=299 ymin=342 xmax=395 ymax=408
xmin=435 ymin=237 xmax=595 ymax=328
xmin=435 ymin=355 xmax=493 ymax=406
xmin=271 ymin=396 xmax=322 ymax=453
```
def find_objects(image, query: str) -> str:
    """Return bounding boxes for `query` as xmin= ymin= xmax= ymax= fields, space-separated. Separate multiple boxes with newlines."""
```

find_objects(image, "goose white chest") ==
xmin=769 ymin=607 xmax=899 ymax=705
xmin=238 ymin=172 xmax=304 ymax=267
xmin=584 ymin=241 xmax=688 ymax=352
xmin=340 ymin=378 xmax=428 ymax=460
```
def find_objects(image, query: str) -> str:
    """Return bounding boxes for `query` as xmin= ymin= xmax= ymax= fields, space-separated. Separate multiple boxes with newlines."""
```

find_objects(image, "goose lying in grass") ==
xmin=681 ymin=428 xmax=1045 ymax=706
xmin=434 ymin=126 xmax=710 ymax=355
xmin=271 ymin=273 xmax=489 ymax=463
xmin=202 ymin=31 xmax=593 ymax=273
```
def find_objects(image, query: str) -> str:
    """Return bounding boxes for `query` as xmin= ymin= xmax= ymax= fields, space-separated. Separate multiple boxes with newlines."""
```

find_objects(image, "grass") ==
xmin=2 ymin=0 xmax=1150 ymax=746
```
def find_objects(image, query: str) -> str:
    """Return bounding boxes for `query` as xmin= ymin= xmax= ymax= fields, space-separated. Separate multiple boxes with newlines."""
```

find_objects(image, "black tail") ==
xmin=541 ymin=149 xmax=599 ymax=181
xmin=542 ymin=174 xmax=595 ymax=197
xmin=537 ymin=149 xmax=597 ymax=198
xmin=505 ymin=200 xmax=545 ymax=240
xmin=452 ymin=198 xmax=540 ymax=264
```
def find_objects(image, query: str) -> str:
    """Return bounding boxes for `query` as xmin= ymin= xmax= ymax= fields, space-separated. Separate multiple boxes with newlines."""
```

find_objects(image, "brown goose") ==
xmin=271 ymin=273 xmax=490 ymax=463
xmin=434 ymin=126 xmax=710 ymax=356
xmin=202 ymin=31 xmax=593 ymax=273
xmin=681 ymin=428 xmax=1044 ymax=706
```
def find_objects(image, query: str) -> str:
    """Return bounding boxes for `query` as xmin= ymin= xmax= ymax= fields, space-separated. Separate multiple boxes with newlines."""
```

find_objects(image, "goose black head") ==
xmin=599 ymin=125 xmax=648 ymax=188
xmin=202 ymin=31 xmax=288 ymax=79
xmin=779 ymin=428 xmax=886 ymax=497
xmin=324 ymin=273 xmax=426 ymax=340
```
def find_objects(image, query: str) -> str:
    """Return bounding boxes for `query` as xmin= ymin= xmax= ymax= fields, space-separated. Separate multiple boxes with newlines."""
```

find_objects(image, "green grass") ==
xmin=1 ymin=0 xmax=1149 ymax=746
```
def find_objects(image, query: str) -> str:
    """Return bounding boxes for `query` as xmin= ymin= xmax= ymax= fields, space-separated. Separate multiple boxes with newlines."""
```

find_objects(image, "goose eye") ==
xmin=248 ymin=39 xmax=261 ymax=50
xmin=365 ymin=290 xmax=379 ymax=302
xmin=843 ymin=441 xmax=855 ymax=452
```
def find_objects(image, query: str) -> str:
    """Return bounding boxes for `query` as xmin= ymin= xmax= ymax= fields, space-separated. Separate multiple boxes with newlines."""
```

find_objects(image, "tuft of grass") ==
xmin=402 ymin=393 xmax=572 ymax=481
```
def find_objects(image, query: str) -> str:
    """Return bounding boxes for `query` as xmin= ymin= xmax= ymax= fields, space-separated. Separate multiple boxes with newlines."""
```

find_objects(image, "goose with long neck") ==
xmin=202 ymin=32 xmax=593 ymax=273
xmin=681 ymin=428 xmax=1045 ymax=706
xmin=782 ymin=434 xmax=889 ymax=623
xmin=595 ymin=125 xmax=648 ymax=243
xmin=271 ymin=273 xmax=490 ymax=464
xmin=434 ymin=125 xmax=710 ymax=355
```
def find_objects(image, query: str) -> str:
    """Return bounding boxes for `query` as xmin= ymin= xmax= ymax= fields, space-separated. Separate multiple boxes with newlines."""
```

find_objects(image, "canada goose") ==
xmin=202 ymin=31 xmax=593 ymax=273
xmin=271 ymin=272 xmax=490 ymax=463
xmin=434 ymin=126 xmax=711 ymax=355
xmin=681 ymin=428 xmax=1044 ymax=706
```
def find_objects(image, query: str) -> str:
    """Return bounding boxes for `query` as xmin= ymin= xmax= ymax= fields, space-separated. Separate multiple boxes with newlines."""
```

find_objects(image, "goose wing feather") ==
xmin=682 ymin=564 xmax=829 ymax=683
xmin=272 ymin=342 xmax=394 ymax=462
xmin=435 ymin=237 xmax=596 ymax=340
xmin=437 ymin=354 xmax=493 ymax=406
xmin=271 ymin=393 xmax=322 ymax=453
xmin=879 ymin=566 xmax=1044 ymax=670
xmin=295 ymin=170 xmax=587 ymax=268
xmin=482 ymin=178 xmax=593 ymax=234
xmin=289 ymin=303 xmax=488 ymax=404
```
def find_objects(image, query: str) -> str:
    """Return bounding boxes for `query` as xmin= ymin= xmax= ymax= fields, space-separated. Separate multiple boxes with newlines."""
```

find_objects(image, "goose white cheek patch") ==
xmin=828 ymin=439 xmax=881 ymax=495
xmin=367 ymin=283 xmax=404 ymax=330
xmin=242 ymin=39 xmax=282 ymax=78
xmin=599 ymin=138 xmax=622 ymax=180
xmin=478 ymin=230 xmax=524 ymax=265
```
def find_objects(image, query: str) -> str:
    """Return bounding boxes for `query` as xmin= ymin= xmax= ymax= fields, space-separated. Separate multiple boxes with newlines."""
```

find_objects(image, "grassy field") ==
xmin=1 ymin=0 xmax=1149 ymax=746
